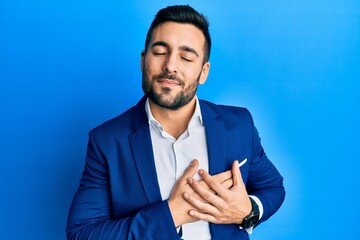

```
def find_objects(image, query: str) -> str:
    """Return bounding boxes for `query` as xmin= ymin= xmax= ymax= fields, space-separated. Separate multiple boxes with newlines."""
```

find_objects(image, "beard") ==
xmin=142 ymin=71 xmax=201 ymax=111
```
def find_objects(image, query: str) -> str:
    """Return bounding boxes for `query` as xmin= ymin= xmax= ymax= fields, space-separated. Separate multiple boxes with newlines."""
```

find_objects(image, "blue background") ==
xmin=1 ymin=0 xmax=359 ymax=239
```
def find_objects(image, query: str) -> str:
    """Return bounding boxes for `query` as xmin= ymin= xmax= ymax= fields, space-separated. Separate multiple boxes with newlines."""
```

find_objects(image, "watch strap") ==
xmin=240 ymin=197 xmax=260 ymax=229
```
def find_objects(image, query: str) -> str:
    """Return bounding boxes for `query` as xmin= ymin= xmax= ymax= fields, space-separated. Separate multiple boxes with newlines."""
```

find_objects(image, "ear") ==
xmin=140 ymin=50 xmax=146 ymax=72
xmin=199 ymin=61 xmax=210 ymax=85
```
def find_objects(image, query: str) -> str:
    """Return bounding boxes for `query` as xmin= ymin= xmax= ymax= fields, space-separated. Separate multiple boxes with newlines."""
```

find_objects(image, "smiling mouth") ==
xmin=157 ymin=79 xmax=180 ymax=86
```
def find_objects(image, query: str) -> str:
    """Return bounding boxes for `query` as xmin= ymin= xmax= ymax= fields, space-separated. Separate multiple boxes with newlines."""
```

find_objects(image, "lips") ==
xmin=157 ymin=79 xmax=180 ymax=86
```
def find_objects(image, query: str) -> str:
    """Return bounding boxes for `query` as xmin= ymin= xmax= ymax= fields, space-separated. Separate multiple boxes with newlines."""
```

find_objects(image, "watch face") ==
xmin=249 ymin=215 xmax=259 ymax=226
xmin=242 ymin=209 xmax=260 ymax=228
xmin=243 ymin=214 xmax=257 ymax=228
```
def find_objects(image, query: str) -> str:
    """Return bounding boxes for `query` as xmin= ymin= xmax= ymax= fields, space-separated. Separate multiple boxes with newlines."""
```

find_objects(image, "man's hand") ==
xmin=183 ymin=160 xmax=252 ymax=224
xmin=168 ymin=160 xmax=199 ymax=227
xmin=168 ymin=160 xmax=235 ymax=227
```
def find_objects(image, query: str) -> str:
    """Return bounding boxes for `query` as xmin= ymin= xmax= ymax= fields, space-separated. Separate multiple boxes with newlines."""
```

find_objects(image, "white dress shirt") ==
xmin=145 ymin=97 xmax=211 ymax=240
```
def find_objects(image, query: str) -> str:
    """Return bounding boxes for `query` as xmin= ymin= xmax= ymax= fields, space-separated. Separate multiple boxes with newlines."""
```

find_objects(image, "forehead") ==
xmin=150 ymin=22 xmax=205 ymax=53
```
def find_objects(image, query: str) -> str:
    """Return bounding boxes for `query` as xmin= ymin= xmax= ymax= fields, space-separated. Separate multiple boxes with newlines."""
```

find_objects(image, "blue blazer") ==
xmin=67 ymin=97 xmax=285 ymax=240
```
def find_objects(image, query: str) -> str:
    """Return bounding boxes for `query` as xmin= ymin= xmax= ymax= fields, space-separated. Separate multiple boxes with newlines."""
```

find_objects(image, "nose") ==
xmin=162 ymin=53 xmax=178 ymax=74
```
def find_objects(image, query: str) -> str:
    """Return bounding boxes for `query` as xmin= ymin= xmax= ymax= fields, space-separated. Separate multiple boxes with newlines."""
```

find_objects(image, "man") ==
xmin=67 ymin=5 xmax=285 ymax=240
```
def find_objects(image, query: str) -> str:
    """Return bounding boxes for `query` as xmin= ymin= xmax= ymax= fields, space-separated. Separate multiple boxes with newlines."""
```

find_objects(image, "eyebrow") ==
xmin=151 ymin=41 xmax=169 ymax=49
xmin=180 ymin=46 xmax=199 ymax=57
xmin=150 ymin=41 xmax=199 ymax=57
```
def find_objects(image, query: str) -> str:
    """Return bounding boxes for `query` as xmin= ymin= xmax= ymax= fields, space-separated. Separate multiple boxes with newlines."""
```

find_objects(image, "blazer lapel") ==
xmin=200 ymin=101 xmax=227 ymax=175
xmin=129 ymin=97 xmax=162 ymax=205
xmin=200 ymin=100 xmax=227 ymax=239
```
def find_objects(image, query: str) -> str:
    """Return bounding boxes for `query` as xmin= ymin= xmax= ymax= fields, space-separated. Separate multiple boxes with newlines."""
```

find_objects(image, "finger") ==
xmin=187 ymin=177 xmax=222 ymax=207
xmin=198 ymin=180 xmax=215 ymax=194
xmin=183 ymin=191 xmax=219 ymax=215
xmin=212 ymin=169 xmax=232 ymax=183
xmin=231 ymin=160 xmax=245 ymax=190
xmin=198 ymin=170 xmax=233 ymax=193
xmin=199 ymin=178 xmax=233 ymax=192
xmin=182 ymin=160 xmax=199 ymax=181
xmin=221 ymin=178 xmax=234 ymax=190
xmin=188 ymin=209 xmax=217 ymax=223
xmin=198 ymin=170 xmax=228 ymax=198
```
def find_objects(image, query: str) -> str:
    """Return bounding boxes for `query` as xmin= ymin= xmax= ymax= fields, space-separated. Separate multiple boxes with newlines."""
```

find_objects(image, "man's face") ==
xmin=141 ymin=22 xmax=210 ymax=110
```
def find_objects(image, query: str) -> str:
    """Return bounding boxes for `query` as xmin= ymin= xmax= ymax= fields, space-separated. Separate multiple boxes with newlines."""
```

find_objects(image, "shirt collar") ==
xmin=145 ymin=96 xmax=203 ymax=133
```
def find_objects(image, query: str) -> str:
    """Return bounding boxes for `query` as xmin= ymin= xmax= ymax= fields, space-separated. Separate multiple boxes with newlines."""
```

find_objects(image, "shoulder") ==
xmin=90 ymin=97 xmax=147 ymax=138
xmin=88 ymin=106 xmax=134 ymax=142
xmin=90 ymin=97 xmax=147 ymax=139
xmin=199 ymin=100 xmax=257 ymax=146
xmin=199 ymin=99 xmax=254 ymax=124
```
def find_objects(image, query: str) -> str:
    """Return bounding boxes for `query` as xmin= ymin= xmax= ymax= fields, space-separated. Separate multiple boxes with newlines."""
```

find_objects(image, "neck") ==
xmin=149 ymin=98 xmax=197 ymax=139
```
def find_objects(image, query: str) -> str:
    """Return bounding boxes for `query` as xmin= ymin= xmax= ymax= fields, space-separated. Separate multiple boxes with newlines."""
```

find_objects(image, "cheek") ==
xmin=146 ymin=56 xmax=164 ymax=69
xmin=183 ymin=65 xmax=203 ymax=80
xmin=143 ymin=61 xmax=155 ymax=76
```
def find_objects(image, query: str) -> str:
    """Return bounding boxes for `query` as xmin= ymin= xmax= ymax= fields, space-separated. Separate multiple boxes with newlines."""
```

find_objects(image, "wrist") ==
xmin=240 ymin=197 xmax=260 ymax=229
xmin=168 ymin=199 xmax=187 ymax=227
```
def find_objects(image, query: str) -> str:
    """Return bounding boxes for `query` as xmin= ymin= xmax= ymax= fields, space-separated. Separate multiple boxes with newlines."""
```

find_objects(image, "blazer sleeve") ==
xmin=246 ymin=109 xmax=285 ymax=224
xmin=66 ymin=131 xmax=180 ymax=240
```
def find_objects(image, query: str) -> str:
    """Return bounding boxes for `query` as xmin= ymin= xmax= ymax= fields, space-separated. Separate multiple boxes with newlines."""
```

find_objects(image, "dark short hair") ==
xmin=144 ymin=5 xmax=211 ymax=62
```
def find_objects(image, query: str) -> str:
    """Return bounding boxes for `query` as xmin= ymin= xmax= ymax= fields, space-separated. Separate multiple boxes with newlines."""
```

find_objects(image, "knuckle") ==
xmin=202 ymin=190 xmax=211 ymax=198
xmin=223 ymin=195 xmax=231 ymax=202
xmin=216 ymin=216 xmax=224 ymax=223
xmin=209 ymin=181 xmax=217 ymax=189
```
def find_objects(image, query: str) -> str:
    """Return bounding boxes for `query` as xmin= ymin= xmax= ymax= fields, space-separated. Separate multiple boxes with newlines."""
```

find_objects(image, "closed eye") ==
xmin=181 ymin=57 xmax=192 ymax=62
xmin=153 ymin=51 xmax=167 ymax=55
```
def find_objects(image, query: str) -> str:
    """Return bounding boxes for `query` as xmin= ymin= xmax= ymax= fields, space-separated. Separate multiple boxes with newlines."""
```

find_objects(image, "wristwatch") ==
xmin=240 ymin=197 xmax=260 ymax=229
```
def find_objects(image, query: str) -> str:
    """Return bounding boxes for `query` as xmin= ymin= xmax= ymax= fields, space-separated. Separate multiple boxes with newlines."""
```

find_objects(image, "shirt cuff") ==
xmin=176 ymin=226 xmax=183 ymax=237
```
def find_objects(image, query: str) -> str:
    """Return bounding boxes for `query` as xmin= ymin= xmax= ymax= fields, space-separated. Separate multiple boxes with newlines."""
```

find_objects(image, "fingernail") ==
xmin=183 ymin=193 xmax=189 ymax=200
xmin=187 ymin=178 xmax=193 ymax=184
xmin=198 ymin=169 xmax=204 ymax=175
xmin=191 ymin=160 xmax=197 ymax=166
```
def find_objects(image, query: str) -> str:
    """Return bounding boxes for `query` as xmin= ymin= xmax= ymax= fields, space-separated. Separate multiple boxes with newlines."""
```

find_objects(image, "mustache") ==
xmin=154 ymin=73 xmax=183 ymax=83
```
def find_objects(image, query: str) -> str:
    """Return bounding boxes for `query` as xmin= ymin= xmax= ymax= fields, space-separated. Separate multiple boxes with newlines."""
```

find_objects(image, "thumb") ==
xmin=231 ymin=160 xmax=245 ymax=190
